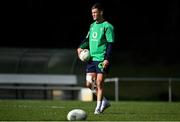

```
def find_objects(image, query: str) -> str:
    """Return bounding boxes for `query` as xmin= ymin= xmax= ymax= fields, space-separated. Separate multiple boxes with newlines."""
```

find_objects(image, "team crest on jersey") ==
xmin=92 ymin=32 xmax=98 ymax=39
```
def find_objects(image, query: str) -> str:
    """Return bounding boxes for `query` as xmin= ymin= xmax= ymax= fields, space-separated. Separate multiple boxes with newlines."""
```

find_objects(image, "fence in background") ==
xmin=0 ymin=75 xmax=180 ymax=101
xmin=105 ymin=77 xmax=180 ymax=102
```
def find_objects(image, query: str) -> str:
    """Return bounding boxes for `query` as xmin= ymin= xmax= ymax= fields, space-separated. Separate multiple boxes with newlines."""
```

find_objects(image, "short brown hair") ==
xmin=91 ymin=3 xmax=104 ymax=12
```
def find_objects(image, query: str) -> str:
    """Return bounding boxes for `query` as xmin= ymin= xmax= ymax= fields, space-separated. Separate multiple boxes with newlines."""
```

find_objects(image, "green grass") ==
xmin=0 ymin=100 xmax=180 ymax=121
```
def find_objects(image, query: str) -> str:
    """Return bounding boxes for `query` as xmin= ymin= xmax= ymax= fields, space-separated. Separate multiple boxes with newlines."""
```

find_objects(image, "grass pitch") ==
xmin=0 ymin=100 xmax=180 ymax=121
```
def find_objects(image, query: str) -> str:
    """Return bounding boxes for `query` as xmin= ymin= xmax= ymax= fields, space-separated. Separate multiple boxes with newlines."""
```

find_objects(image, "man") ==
xmin=77 ymin=3 xmax=115 ymax=114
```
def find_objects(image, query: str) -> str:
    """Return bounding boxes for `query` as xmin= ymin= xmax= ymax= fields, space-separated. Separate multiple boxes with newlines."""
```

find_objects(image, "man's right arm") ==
xmin=77 ymin=38 xmax=89 ymax=56
xmin=77 ymin=23 xmax=92 ymax=56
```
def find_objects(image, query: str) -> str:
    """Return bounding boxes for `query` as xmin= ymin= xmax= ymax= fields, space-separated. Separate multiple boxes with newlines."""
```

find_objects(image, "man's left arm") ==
xmin=103 ymin=24 xmax=115 ymax=68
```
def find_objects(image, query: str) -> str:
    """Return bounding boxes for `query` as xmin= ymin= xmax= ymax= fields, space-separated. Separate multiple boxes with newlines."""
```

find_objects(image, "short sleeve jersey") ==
xmin=86 ymin=21 xmax=115 ymax=61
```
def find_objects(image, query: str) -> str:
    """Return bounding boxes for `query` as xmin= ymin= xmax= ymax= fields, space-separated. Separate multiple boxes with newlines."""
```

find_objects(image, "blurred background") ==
xmin=0 ymin=0 xmax=180 ymax=101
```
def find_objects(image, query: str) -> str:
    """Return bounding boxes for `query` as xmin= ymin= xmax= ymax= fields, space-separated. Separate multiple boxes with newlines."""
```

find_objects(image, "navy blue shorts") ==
xmin=86 ymin=61 xmax=110 ymax=74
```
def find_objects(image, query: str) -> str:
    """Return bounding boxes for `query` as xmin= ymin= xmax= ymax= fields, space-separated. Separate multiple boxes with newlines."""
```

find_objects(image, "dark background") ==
xmin=1 ymin=0 xmax=180 ymax=65
xmin=1 ymin=0 xmax=180 ymax=101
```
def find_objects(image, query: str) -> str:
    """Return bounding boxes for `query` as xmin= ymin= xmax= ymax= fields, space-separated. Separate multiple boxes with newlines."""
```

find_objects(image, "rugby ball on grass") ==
xmin=67 ymin=109 xmax=87 ymax=121
xmin=79 ymin=49 xmax=90 ymax=62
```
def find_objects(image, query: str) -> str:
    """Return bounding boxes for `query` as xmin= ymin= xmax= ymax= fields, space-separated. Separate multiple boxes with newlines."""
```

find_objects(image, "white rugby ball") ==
xmin=79 ymin=49 xmax=90 ymax=62
xmin=67 ymin=109 xmax=87 ymax=121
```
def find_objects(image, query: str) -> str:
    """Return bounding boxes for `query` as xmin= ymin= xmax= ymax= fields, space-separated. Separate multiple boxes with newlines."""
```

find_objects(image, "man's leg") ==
xmin=96 ymin=73 xmax=110 ymax=113
xmin=86 ymin=73 xmax=96 ymax=90
xmin=86 ymin=73 xmax=96 ymax=94
xmin=92 ymin=73 xmax=104 ymax=114
xmin=86 ymin=73 xmax=110 ymax=114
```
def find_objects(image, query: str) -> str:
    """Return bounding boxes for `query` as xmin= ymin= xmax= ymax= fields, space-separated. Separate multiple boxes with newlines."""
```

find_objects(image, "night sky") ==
xmin=2 ymin=0 xmax=180 ymax=62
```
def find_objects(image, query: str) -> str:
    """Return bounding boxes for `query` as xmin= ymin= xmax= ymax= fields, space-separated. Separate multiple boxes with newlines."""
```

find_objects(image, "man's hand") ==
xmin=103 ymin=60 xmax=109 ymax=68
xmin=77 ymin=48 xmax=83 ymax=57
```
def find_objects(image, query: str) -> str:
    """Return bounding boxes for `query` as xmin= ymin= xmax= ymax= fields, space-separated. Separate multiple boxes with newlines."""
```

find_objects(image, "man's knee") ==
xmin=86 ymin=74 xmax=93 ymax=88
xmin=96 ymin=81 xmax=103 ymax=89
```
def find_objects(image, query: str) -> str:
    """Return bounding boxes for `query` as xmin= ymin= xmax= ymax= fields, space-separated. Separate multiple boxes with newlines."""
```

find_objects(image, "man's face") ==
xmin=91 ymin=8 xmax=103 ymax=21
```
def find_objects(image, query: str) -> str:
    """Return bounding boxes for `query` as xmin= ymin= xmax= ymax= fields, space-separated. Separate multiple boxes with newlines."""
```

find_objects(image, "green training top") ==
xmin=80 ymin=21 xmax=115 ymax=61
